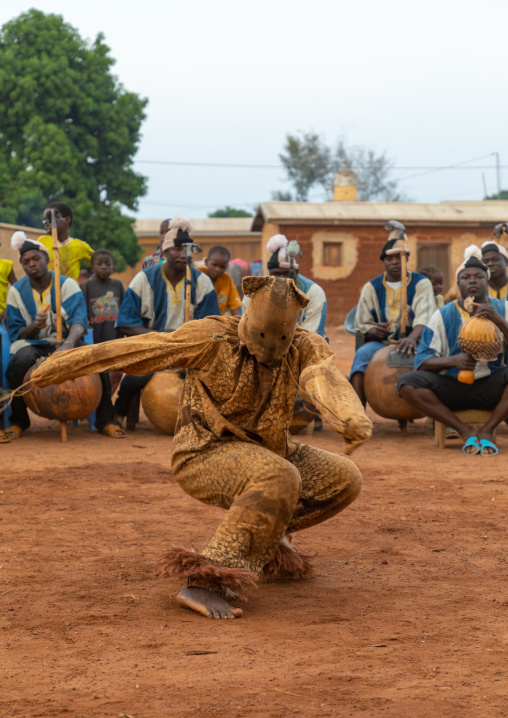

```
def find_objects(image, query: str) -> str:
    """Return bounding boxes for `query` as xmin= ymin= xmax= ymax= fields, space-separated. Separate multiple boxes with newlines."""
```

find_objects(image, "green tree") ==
xmin=208 ymin=206 xmax=253 ymax=218
xmin=486 ymin=190 xmax=508 ymax=200
xmin=0 ymin=10 xmax=147 ymax=271
xmin=276 ymin=131 xmax=406 ymax=202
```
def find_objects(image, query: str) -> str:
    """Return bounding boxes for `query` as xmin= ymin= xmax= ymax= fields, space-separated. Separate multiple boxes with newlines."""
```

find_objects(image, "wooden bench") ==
xmin=434 ymin=410 xmax=496 ymax=448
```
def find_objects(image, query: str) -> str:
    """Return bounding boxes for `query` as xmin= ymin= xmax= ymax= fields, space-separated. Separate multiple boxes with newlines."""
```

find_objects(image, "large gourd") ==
xmin=141 ymin=370 xmax=184 ymax=435
xmin=364 ymin=345 xmax=424 ymax=424
xmin=23 ymin=366 xmax=102 ymax=422
xmin=457 ymin=314 xmax=503 ymax=384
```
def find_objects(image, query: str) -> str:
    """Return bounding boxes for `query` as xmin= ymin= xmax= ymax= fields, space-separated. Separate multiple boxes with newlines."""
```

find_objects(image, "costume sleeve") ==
xmin=297 ymin=333 xmax=373 ymax=453
xmin=354 ymin=282 xmax=379 ymax=334
xmin=299 ymin=283 xmax=327 ymax=337
xmin=29 ymin=319 xmax=222 ymax=388
xmin=414 ymin=309 xmax=448 ymax=369
xmin=194 ymin=273 xmax=221 ymax=319
xmin=225 ymin=274 xmax=242 ymax=311
xmin=60 ymin=278 xmax=88 ymax=331
xmin=412 ymin=277 xmax=435 ymax=326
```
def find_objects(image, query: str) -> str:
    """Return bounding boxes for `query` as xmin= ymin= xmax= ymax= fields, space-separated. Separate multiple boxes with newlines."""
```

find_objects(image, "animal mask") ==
xmin=238 ymin=276 xmax=309 ymax=366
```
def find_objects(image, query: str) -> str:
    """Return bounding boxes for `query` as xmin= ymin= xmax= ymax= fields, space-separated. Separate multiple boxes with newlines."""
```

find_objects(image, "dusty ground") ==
xmin=2 ymin=328 xmax=508 ymax=717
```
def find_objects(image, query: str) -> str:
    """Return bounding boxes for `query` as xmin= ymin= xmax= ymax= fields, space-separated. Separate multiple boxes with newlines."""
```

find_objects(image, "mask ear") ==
xmin=287 ymin=278 xmax=310 ymax=309
xmin=242 ymin=276 xmax=272 ymax=297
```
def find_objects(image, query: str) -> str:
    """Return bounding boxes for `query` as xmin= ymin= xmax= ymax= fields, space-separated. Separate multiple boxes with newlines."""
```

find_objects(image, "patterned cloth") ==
xmin=6 ymin=272 xmax=88 ymax=354
xmin=0 ymin=258 xmax=13 ymax=313
xmin=198 ymin=267 xmax=242 ymax=314
xmin=414 ymin=298 xmax=508 ymax=379
xmin=39 ymin=236 xmax=94 ymax=281
xmin=242 ymin=274 xmax=327 ymax=337
xmin=116 ymin=262 xmax=220 ymax=332
xmin=142 ymin=247 xmax=164 ymax=269
xmin=354 ymin=271 xmax=435 ymax=342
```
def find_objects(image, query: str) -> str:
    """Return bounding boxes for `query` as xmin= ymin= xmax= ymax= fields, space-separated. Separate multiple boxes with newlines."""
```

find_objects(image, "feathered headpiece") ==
xmin=266 ymin=234 xmax=300 ymax=270
xmin=161 ymin=217 xmax=194 ymax=252
xmin=11 ymin=231 xmax=50 ymax=259
xmin=455 ymin=244 xmax=490 ymax=280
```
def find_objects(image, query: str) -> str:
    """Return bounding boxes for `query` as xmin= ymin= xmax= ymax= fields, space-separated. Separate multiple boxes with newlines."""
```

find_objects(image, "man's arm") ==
xmin=115 ymin=274 xmax=153 ymax=335
xmin=354 ymin=283 xmax=391 ymax=341
xmin=54 ymin=322 xmax=86 ymax=352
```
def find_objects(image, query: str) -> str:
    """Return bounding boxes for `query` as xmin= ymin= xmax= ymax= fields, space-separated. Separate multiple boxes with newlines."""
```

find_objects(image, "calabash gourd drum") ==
xmin=457 ymin=315 xmax=503 ymax=384
xmin=364 ymin=345 xmax=424 ymax=421
xmin=23 ymin=366 xmax=102 ymax=421
xmin=141 ymin=370 xmax=184 ymax=435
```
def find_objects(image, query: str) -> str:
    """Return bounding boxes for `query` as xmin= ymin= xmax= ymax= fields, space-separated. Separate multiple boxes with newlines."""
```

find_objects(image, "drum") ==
xmin=23 ymin=366 xmax=102 ymax=421
xmin=364 ymin=346 xmax=424 ymax=422
xmin=141 ymin=370 xmax=184 ymax=435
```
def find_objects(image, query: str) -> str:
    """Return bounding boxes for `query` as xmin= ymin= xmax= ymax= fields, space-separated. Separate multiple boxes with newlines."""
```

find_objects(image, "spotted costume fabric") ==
xmin=29 ymin=311 xmax=372 ymax=600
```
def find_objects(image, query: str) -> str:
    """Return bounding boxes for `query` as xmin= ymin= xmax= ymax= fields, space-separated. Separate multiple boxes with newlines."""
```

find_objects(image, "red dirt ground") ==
xmin=2 ymin=328 xmax=508 ymax=717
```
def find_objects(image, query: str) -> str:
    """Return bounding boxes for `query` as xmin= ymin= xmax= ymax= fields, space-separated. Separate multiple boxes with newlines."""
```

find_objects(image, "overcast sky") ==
xmin=3 ymin=0 xmax=508 ymax=218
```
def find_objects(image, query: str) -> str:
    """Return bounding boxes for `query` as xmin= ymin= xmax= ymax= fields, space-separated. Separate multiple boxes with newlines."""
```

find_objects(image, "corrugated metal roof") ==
xmin=254 ymin=200 xmax=508 ymax=227
xmin=134 ymin=217 xmax=257 ymax=236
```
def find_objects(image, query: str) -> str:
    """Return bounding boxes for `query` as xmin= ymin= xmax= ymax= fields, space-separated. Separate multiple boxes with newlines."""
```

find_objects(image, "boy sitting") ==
xmin=198 ymin=246 xmax=242 ymax=316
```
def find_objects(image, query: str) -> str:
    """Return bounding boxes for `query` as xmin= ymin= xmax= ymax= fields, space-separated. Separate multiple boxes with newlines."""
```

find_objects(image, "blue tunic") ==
xmin=117 ymin=262 xmax=220 ymax=332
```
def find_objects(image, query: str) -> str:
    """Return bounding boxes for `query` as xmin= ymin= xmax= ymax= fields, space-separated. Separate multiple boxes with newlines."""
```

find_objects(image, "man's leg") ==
xmin=160 ymin=441 xmax=302 ymax=618
xmin=349 ymin=341 xmax=387 ymax=406
xmin=95 ymin=373 xmax=125 ymax=437
xmin=5 ymin=345 xmax=50 ymax=434
xmin=113 ymin=374 xmax=153 ymax=418
xmin=259 ymin=444 xmax=363 ymax=580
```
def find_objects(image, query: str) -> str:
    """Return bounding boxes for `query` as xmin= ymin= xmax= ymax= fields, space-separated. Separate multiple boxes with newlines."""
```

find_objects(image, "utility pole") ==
xmin=493 ymin=152 xmax=501 ymax=196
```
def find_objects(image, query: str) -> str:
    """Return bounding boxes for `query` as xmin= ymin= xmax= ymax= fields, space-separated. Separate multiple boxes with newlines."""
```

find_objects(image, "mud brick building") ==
xmin=252 ymin=200 xmax=508 ymax=325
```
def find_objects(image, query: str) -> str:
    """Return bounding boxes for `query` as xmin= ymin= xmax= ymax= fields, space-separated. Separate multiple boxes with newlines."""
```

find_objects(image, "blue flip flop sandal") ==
xmin=462 ymin=436 xmax=480 ymax=455
xmin=479 ymin=439 xmax=499 ymax=456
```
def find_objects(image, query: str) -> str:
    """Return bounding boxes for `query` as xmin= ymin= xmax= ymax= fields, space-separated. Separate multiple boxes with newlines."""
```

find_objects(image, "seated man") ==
xmin=4 ymin=234 xmax=119 ymax=440
xmin=481 ymin=240 xmax=508 ymax=300
xmin=397 ymin=252 xmax=508 ymax=455
xmin=243 ymin=234 xmax=327 ymax=337
xmin=114 ymin=217 xmax=220 ymax=422
xmin=350 ymin=234 xmax=435 ymax=405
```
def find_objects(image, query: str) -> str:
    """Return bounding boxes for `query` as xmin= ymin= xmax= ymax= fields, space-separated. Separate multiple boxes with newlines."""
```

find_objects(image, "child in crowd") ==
xmin=0 ymin=249 xmax=17 ymax=322
xmin=419 ymin=265 xmax=445 ymax=308
xmin=81 ymin=250 xmax=125 ymax=436
xmin=198 ymin=245 xmax=242 ymax=315
xmin=40 ymin=202 xmax=93 ymax=281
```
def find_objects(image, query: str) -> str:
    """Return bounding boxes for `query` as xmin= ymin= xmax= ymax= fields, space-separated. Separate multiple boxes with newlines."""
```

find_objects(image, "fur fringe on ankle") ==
xmin=156 ymin=546 xmax=258 ymax=602
xmin=262 ymin=537 xmax=314 ymax=582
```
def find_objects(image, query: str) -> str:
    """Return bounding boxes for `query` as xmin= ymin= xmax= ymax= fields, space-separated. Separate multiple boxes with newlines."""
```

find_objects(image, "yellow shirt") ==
xmin=488 ymin=283 xmax=508 ymax=301
xmin=198 ymin=268 xmax=241 ymax=315
xmin=40 ymin=236 xmax=93 ymax=281
xmin=0 ymin=258 xmax=13 ymax=312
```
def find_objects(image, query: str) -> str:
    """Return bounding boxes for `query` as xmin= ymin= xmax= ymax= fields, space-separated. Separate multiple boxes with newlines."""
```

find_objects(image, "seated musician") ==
xmin=481 ymin=240 xmax=508 ymax=300
xmin=3 ymin=234 xmax=120 ymax=441
xmin=242 ymin=234 xmax=327 ymax=337
xmin=350 ymin=233 xmax=435 ymax=405
xmin=397 ymin=250 xmax=508 ymax=455
xmin=113 ymin=217 xmax=220 ymax=425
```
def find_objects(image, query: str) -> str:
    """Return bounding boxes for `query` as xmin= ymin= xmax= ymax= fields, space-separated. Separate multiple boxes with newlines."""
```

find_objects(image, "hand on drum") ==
xmin=395 ymin=336 xmax=417 ymax=355
xmin=452 ymin=352 xmax=476 ymax=371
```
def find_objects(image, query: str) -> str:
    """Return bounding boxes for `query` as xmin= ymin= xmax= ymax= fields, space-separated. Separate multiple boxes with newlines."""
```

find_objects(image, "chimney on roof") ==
xmin=333 ymin=168 xmax=358 ymax=201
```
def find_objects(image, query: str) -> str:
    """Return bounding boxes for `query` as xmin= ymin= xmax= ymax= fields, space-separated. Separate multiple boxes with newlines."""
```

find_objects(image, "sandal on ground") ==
xmin=445 ymin=427 xmax=461 ymax=439
xmin=0 ymin=430 xmax=11 ymax=443
xmin=4 ymin=425 xmax=24 ymax=440
xmin=479 ymin=439 xmax=499 ymax=456
xmin=99 ymin=423 xmax=126 ymax=438
xmin=462 ymin=436 xmax=480 ymax=455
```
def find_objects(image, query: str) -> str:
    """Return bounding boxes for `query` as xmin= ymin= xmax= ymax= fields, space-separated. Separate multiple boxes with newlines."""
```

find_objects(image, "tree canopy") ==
xmin=208 ymin=206 xmax=253 ymax=218
xmin=0 ymin=10 xmax=147 ymax=271
xmin=275 ymin=131 xmax=406 ymax=202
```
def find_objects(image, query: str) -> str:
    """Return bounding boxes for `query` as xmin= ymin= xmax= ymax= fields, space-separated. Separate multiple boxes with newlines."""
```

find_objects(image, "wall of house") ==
xmin=0 ymin=223 xmax=44 ymax=279
xmin=270 ymin=223 xmax=499 ymax=327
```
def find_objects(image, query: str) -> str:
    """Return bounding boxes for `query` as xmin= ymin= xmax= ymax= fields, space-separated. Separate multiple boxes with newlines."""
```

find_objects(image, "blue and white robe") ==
xmin=6 ymin=272 xmax=88 ymax=355
xmin=116 ymin=262 xmax=220 ymax=332
xmin=241 ymin=274 xmax=327 ymax=338
xmin=354 ymin=271 xmax=435 ymax=342
xmin=415 ymin=298 xmax=508 ymax=380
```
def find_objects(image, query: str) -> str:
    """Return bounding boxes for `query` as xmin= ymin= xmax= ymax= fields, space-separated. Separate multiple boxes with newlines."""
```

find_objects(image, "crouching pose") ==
xmin=23 ymin=276 xmax=372 ymax=618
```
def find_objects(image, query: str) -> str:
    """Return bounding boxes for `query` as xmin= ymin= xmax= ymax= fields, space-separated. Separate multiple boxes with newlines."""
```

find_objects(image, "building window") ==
xmin=322 ymin=242 xmax=343 ymax=267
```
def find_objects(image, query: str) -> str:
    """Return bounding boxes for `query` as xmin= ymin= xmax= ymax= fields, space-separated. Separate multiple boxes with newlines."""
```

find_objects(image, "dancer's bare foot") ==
xmin=176 ymin=587 xmax=243 ymax=619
